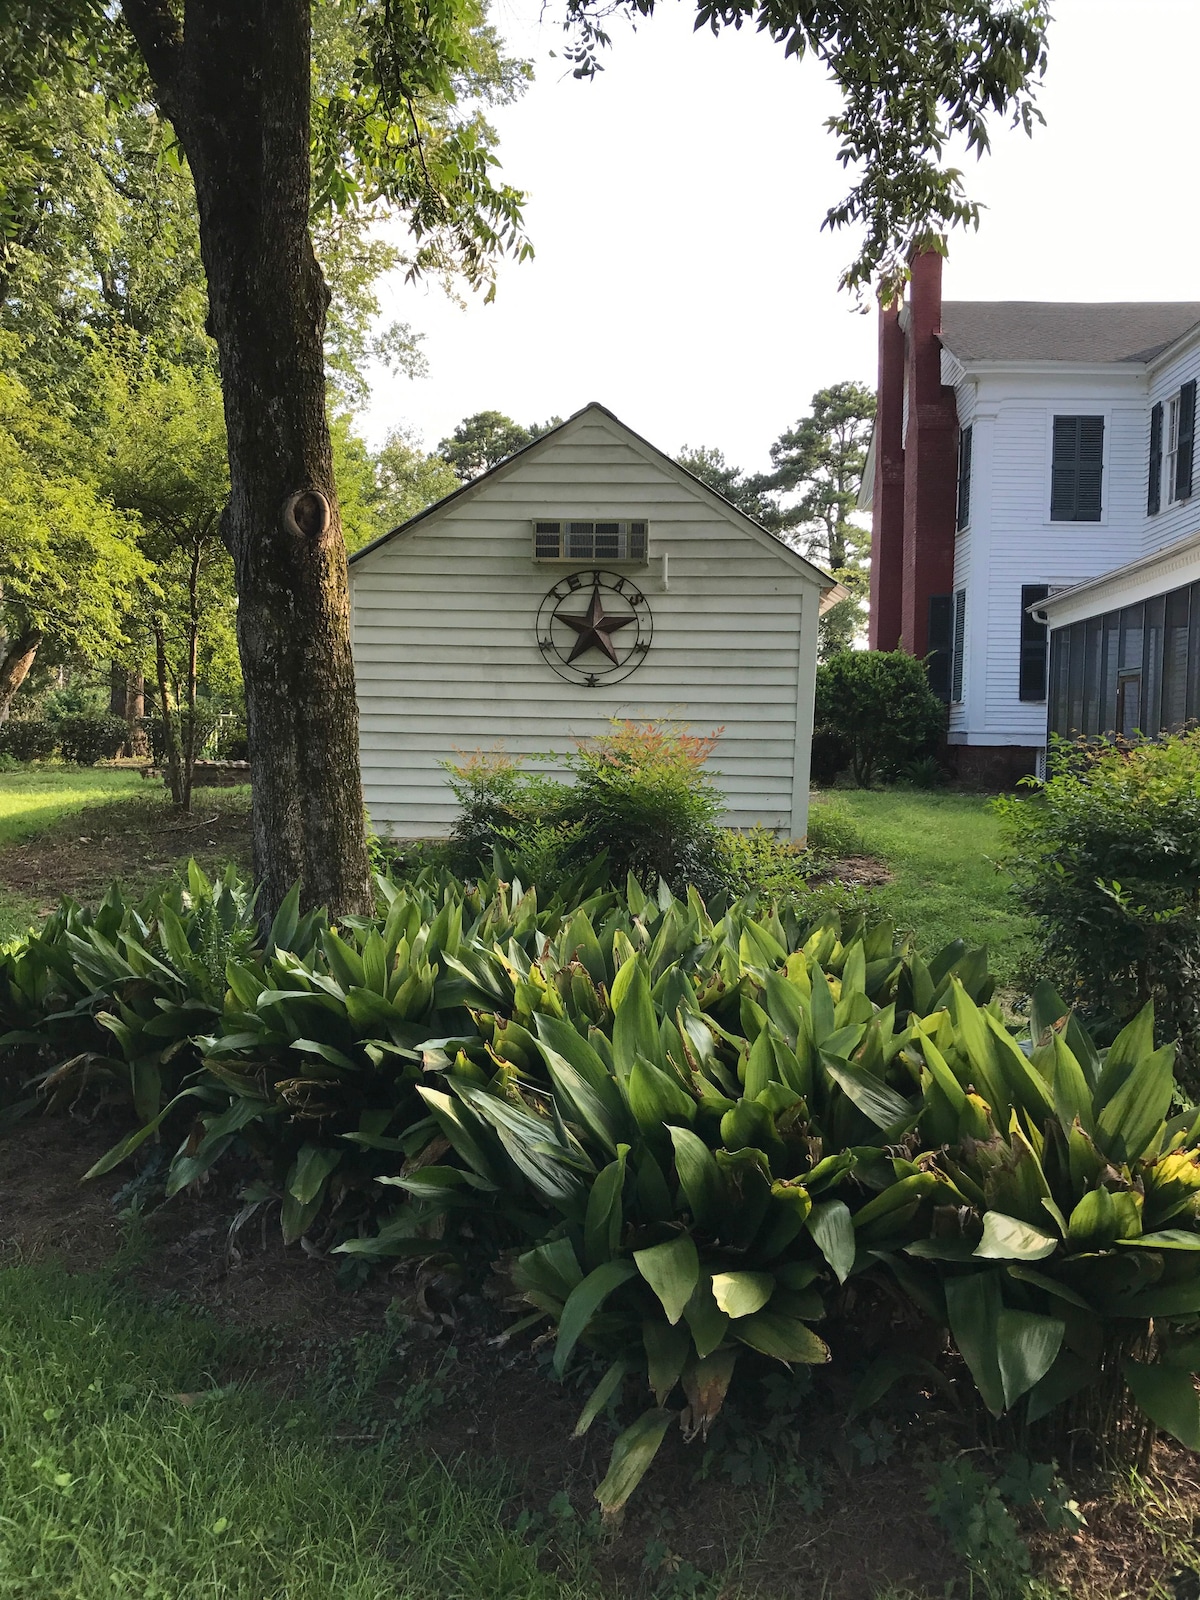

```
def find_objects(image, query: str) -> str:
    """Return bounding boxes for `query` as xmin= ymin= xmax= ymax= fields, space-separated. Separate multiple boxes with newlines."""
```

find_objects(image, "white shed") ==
xmin=348 ymin=403 xmax=835 ymax=839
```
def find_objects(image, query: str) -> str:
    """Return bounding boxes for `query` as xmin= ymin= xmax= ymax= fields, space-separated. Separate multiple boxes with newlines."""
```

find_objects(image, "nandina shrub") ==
xmin=998 ymin=732 xmax=1200 ymax=1076
xmin=814 ymin=650 xmax=945 ymax=787
xmin=569 ymin=720 xmax=726 ymax=893
xmin=445 ymin=722 xmax=728 ymax=893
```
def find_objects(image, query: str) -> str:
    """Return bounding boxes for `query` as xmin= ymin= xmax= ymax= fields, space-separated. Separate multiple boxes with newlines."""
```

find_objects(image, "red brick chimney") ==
xmin=868 ymin=298 xmax=905 ymax=650
xmin=899 ymin=248 xmax=959 ymax=658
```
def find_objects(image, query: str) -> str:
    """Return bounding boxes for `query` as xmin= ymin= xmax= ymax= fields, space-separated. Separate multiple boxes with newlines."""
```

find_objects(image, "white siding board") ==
xmin=351 ymin=406 xmax=823 ymax=838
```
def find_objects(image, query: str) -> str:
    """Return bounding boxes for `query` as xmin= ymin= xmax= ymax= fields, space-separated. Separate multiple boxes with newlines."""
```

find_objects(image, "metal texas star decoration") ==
xmin=559 ymin=585 xmax=634 ymax=663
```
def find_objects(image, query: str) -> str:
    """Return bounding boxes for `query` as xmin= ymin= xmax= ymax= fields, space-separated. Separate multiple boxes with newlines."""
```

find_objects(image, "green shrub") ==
xmin=719 ymin=827 xmax=818 ymax=899
xmin=569 ymin=721 xmax=725 ymax=894
xmin=55 ymin=710 xmax=128 ymax=764
xmin=998 ymin=732 xmax=1200 ymax=1074
xmin=0 ymin=717 xmax=57 ymax=760
xmin=805 ymin=803 xmax=869 ymax=860
xmin=814 ymin=650 xmax=945 ymax=787
xmin=445 ymin=722 xmax=728 ymax=895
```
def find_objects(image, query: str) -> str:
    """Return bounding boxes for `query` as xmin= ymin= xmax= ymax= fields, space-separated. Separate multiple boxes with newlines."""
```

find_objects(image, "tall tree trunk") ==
xmin=125 ymin=670 xmax=148 ymax=757
xmin=0 ymin=628 xmax=43 ymax=724
xmin=121 ymin=0 xmax=372 ymax=919
xmin=154 ymin=623 xmax=185 ymax=809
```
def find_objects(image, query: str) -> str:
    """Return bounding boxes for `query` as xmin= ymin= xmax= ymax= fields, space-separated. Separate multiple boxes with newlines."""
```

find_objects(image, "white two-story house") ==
xmin=864 ymin=250 xmax=1200 ymax=782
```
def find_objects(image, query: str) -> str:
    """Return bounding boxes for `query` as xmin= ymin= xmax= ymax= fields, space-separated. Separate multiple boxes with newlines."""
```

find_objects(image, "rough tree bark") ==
xmin=0 ymin=628 xmax=44 ymax=724
xmin=120 ymin=0 xmax=373 ymax=919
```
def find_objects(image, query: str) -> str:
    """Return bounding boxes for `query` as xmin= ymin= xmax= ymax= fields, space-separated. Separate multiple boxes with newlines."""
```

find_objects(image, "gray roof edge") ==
xmin=348 ymin=400 xmax=834 ymax=588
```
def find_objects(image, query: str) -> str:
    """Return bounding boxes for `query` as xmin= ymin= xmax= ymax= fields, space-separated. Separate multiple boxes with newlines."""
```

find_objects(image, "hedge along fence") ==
xmin=3 ymin=867 xmax=1200 ymax=1512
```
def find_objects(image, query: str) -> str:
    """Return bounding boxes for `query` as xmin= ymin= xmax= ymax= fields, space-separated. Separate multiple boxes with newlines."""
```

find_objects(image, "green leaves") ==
xmin=554 ymin=1260 xmax=637 ymax=1376
xmin=1122 ymin=1360 xmax=1200 ymax=1452
xmin=974 ymin=1212 xmax=1058 ymax=1262
xmin=634 ymin=1236 xmax=699 ymax=1326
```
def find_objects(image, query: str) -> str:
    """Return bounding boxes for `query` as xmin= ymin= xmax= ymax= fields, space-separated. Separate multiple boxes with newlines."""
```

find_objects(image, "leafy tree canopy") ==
xmin=438 ymin=410 xmax=563 ymax=479
xmin=676 ymin=444 xmax=781 ymax=527
xmin=680 ymin=381 xmax=875 ymax=654
xmin=0 ymin=356 xmax=148 ymax=717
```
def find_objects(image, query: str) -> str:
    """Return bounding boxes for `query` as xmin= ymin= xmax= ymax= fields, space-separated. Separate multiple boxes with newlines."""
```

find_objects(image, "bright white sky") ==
xmin=362 ymin=0 xmax=1200 ymax=475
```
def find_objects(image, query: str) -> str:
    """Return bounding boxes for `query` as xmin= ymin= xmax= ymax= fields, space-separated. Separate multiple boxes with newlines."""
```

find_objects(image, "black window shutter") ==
xmin=956 ymin=425 xmax=973 ymax=531
xmin=1176 ymin=380 xmax=1196 ymax=501
xmin=1050 ymin=417 xmax=1077 ymax=520
xmin=1148 ymin=402 xmax=1163 ymax=515
xmin=927 ymin=595 xmax=952 ymax=701
xmin=1020 ymin=584 xmax=1050 ymax=701
xmin=1051 ymin=415 xmax=1104 ymax=521
xmin=951 ymin=588 xmax=967 ymax=703
xmin=1076 ymin=416 xmax=1104 ymax=520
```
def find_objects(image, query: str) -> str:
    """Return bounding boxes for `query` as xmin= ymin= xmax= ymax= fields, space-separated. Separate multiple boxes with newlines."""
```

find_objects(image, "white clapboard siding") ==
xmin=349 ymin=405 xmax=827 ymax=838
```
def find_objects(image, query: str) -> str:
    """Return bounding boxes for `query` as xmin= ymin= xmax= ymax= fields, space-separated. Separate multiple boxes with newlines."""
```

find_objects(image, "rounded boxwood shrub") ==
xmin=814 ymin=649 xmax=945 ymax=786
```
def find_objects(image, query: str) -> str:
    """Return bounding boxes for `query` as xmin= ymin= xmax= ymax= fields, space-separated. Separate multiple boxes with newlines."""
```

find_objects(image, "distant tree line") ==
xmin=677 ymin=383 xmax=876 ymax=656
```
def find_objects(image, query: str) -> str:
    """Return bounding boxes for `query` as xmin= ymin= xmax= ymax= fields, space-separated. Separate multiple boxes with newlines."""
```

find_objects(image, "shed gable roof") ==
xmin=349 ymin=402 xmax=834 ymax=589
xmin=939 ymin=301 xmax=1200 ymax=365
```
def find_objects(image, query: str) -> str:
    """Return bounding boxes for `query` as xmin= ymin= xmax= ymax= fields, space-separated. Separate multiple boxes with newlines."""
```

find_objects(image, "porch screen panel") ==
xmin=1120 ymin=604 xmax=1145 ymax=672
xmin=1188 ymin=582 xmax=1200 ymax=724
xmin=1083 ymin=616 xmax=1104 ymax=735
xmin=1067 ymin=620 xmax=1087 ymax=733
xmin=1048 ymin=628 xmax=1071 ymax=737
xmin=1102 ymin=610 xmax=1121 ymax=733
xmin=1144 ymin=594 xmax=1166 ymax=735
xmin=1163 ymin=587 xmax=1191 ymax=731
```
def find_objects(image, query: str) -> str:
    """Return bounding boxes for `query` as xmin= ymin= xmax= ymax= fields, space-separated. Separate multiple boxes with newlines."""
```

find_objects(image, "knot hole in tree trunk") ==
xmin=282 ymin=489 xmax=331 ymax=541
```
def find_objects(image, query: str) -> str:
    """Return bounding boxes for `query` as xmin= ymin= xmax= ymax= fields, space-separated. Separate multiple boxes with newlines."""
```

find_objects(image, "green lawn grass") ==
xmin=0 ymin=1262 xmax=599 ymax=1600
xmin=810 ymin=788 xmax=1034 ymax=988
xmin=0 ymin=767 xmax=156 ymax=940
xmin=0 ymin=765 xmax=147 ymax=846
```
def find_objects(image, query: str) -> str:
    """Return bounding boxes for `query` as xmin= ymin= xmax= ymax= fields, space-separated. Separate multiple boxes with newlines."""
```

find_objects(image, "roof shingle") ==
xmin=939 ymin=301 xmax=1200 ymax=365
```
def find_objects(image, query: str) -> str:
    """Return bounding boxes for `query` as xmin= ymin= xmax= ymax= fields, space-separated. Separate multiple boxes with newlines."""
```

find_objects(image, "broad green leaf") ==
xmin=1052 ymin=1033 xmax=1096 ymax=1138
xmin=286 ymin=1142 xmax=341 ymax=1204
xmin=634 ymin=1234 xmax=700 ymax=1325
xmin=806 ymin=1199 xmax=855 ymax=1284
xmin=997 ymin=1308 xmax=1064 ymax=1408
xmin=628 ymin=1054 xmax=695 ymax=1131
xmin=643 ymin=1319 xmax=691 ymax=1405
xmin=733 ymin=1310 xmax=829 ymax=1365
xmin=574 ymin=1360 xmax=628 ymax=1436
xmin=710 ymin=1271 xmax=774 ymax=1319
xmin=1122 ymin=1359 xmax=1200 ymax=1452
xmin=612 ymin=957 xmax=655 ymax=1079
xmin=1095 ymin=1003 xmax=1156 ymax=1108
xmin=1066 ymin=1186 xmax=1120 ymax=1251
xmin=1123 ymin=1230 xmax=1200 ymax=1250
xmin=1096 ymin=1043 xmax=1175 ymax=1165
xmin=823 ymin=1056 xmax=912 ymax=1130
xmin=945 ymin=1272 xmax=1005 ymax=1416
xmin=595 ymin=1407 xmax=674 ymax=1516
xmin=554 ymin=1259 xmax=638 ymax=1376
xmin=974 ymin=1212 xmax=1059 ymax=1262
xmin=669 ymin=1125 xmax=726 ymax=1232
xmin=683 ymin=1275 xmax=730 ymax=1359
xmin=584 ymin=1149 xmax=628 ymax=1269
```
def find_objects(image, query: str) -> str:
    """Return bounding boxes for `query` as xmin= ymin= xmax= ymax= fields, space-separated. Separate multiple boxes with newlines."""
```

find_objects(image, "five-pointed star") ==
xmin=559 ymin=586 xmax=634 ymax=664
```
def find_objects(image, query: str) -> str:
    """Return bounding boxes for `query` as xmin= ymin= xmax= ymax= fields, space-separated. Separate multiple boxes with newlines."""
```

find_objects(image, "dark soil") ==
xmin=0 ymin=789 xmax=252 ymax=913
xmin=3 ymin=1112 xmax=1197 ymax=1600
